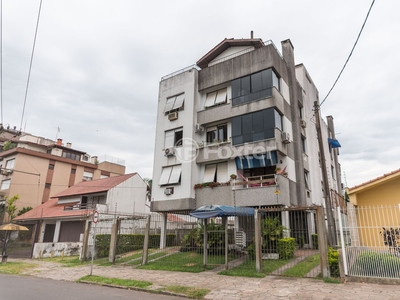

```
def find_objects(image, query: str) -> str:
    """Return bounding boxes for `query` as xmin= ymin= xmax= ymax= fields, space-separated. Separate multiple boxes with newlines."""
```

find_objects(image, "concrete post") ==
xmin=109 ymin=218 xmax=120 ymax=263
xmin=142 ymin=215 xmax=151 ymax=265
xmin=316 ymin=206 xmax=330 ymax=278
xmin=203 ymin=218 xmax=208 ymax=270
xmin=80 ymin=220 xmax=91 ymax=261
xmin=254 ymin=209 xmax=262 ymax=272
xmin=160 ymin=213 xmax=167 ymax=249
xmin=223 ymin=216 xmax=228 ymax=269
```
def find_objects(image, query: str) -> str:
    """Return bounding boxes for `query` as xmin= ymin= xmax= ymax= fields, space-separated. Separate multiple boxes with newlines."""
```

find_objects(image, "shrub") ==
xmin=277 ymin=238 xmax=296 ymax=259
xmin=355 ymin=251 xmax=400 ymax=278
xmin=246 ymin=243 xmax=255 ymax=260
xmin=328 ymin=247 xmax=339 ymax=277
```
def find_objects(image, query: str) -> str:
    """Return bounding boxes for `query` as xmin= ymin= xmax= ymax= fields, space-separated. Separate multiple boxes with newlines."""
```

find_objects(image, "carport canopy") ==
xmin=190 ymin=205 xmax=254 ymax=219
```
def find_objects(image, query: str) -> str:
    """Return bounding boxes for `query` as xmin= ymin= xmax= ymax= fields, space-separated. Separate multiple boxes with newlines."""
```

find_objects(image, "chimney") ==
xmin=66 ymin=142 xmax=72 ymax=148
xmin=251 ymin=30 xmax=254 ymax=39
xmin=57 ymin=138 xmax=62 ymax=146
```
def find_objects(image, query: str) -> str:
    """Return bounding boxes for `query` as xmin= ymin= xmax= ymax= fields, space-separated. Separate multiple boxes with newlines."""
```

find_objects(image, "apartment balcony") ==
xmin=197 ymin=86 xmax=285 ymax=125
xmin=195 ymin=174 xmax=290 ymax=207
xmin=196 ymin=128 xmax=287 ymax=164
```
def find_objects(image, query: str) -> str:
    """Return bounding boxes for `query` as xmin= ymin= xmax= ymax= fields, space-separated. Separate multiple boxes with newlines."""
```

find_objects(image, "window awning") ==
xmin=190 ymin=205 xmax=254 ymax=219
xmin=235 ymin=151 xmax=278 ymax=170
xmin=328 ymin=138 xmax=341 ymax=148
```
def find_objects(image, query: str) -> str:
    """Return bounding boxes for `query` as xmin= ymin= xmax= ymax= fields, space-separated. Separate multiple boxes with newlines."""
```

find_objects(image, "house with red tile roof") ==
xmin=14 ymin=173 xmax=149 ymax=258
xmin=347 ymin=168 xmax=400 ymax=206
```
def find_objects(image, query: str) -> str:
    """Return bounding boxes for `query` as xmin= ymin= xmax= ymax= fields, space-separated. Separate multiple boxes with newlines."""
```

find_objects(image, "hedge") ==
xmin=95 ymin=234 xmax=176 ymax=258
xmin=354 ymin=251 xmax=400 ymax=278
xmin=277 ymin=237 xmax=296 ymax=259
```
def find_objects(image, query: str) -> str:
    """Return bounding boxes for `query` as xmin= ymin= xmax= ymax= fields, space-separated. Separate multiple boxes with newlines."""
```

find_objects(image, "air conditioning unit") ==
xmin=164 ymin=187 xmax=174 ymax=195
xmin=164 ymin=147 xmax=175 ymax=156
xmin=301 ymin=119 xmax=307 ymax=128
xmin=195 ymin=124 xmax=204 ymax=133
xmin=1 ymin=169 xmax=12 ymax=176
xmin=168 ymin=111 xmax=178 ymax=121
xmin=282 ymin=132 xmax=291 ymax=144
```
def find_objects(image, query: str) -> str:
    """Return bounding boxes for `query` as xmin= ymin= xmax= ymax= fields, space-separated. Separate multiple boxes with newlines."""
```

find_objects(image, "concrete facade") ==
xmin=151 ymin=36 xmax=342 ymax=214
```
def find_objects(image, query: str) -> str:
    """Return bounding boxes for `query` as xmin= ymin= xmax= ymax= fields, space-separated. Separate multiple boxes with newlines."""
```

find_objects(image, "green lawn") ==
xmin=137 ymin=251 xmax=225 ymax=273
xmin=218 ymin=258 xmax=293 ymax=278
xmin=283 ymin=254 xmax=320 ymax=277
xmin=0 ymin=262 xmax=38 ymax=274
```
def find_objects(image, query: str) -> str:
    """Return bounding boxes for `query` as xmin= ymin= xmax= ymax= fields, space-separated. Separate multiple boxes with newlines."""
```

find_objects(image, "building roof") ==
xmin=196 ymin=38 xmax=264 ymax=69
xmin=348 ymin=168 xmax=400 ymax=193
xmin=52 ymin=173 xmax=137 ymax=198
xmin=13 ymin=198 xmax=91 ymax=221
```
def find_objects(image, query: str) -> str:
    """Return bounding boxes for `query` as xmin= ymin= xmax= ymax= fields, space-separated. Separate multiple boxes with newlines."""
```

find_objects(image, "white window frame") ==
xmin=164 ymin=93 xmax=185 ymax=114
xmin=203 ymin=162 xmax=229 ymax=183
xmin=83 ymin=171 xmax=93 ymax=181
xmin=159 ymin=165 xmax=182 ymax=186
xmin=1 ymin=179 xmax=11 ymax=190
xmin=5 ymin=159 xmax=15 ymax=170
xmin=204 ymin=88 xmax=227 ymax=108
xmin=164 ymin=128 xmax=183 ymax=149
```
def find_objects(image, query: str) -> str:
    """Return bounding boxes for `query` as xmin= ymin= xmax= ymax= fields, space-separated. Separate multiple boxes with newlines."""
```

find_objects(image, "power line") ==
xmin=320 ymin=0 xmax=376 ymax=106
xmin=19 ymin=0 xmax=43 ymax=131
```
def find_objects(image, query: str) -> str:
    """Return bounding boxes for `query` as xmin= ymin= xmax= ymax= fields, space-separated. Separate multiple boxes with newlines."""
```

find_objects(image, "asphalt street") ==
xmin=0 ymin=274 xmax=182 ymax=300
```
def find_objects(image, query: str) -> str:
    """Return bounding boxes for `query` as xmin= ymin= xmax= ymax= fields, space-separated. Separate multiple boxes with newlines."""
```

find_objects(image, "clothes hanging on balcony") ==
xmin=234 ymin=151 xmax=278 ymax=170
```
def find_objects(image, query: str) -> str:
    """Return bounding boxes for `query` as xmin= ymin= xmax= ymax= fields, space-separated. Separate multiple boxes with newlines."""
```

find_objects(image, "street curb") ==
xmin=78 ymin=280 xmax=189 ymax=298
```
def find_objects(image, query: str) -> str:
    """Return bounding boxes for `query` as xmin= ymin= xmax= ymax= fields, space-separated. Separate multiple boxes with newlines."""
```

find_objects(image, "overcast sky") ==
xmin=1 ymin=0 xmax=398 ymax=188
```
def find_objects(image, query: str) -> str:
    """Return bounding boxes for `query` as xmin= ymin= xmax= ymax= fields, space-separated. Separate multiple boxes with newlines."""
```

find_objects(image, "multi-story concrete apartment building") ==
xmin=0 ymin=129 xmax=126 ymax=223
xmin=151 ymin=36 xmax=342 ymax=242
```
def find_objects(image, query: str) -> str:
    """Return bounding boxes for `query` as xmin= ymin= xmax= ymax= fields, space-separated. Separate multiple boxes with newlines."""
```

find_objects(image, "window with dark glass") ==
xmin=71 ymin=168 xmax=76 ymax=174
xmin=232 ymin=108 xmax=281 ymax=145
xmin=206 ymin=124 xmax=227 ymax=143
xmin=45 ymin=183 xmax=51 ymax=189
xmin=48 ymin=164 xmax=54 ymax=170
xmin=232 ymin=68 xmax=280 ymax=106
xmin=165 ymin=128 xmax=183 ymax=148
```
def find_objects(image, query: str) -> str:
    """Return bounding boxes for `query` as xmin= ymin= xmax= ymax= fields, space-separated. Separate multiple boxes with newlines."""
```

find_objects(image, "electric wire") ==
xmin=19 ymin=0 xmax=43 ymax=132
xmin=320 ymin=0 xmax=376 ymax=106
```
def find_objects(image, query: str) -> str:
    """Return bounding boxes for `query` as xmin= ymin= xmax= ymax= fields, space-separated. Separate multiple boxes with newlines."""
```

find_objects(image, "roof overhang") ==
xmin=196 ymin=38 xmax=264 ymax=69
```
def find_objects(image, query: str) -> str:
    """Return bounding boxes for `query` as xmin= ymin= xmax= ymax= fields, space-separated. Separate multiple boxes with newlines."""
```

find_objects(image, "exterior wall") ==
xmin=152 ymin=38 xmax=342 ymax=212
xmin=107 ymin=174 xmax=149 ymax=214
xmin=32 ymin=242 xmax=82 ymax=258
xmin=349 ymin=177 xmax=400 ymax=207
xmin=152 ymin=68 xmax=199 ymax=206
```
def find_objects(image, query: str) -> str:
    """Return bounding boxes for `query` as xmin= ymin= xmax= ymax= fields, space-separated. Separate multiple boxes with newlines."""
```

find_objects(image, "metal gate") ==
xmin=254 ymin=206 xmax=329 ymax=278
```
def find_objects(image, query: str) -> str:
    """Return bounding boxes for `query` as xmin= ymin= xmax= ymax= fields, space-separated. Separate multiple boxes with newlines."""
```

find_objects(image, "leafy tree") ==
xmin=17 ymin=206 xmax=33 ymax=216
xmin=4 ymin=195 xmax=19 ymax=221
xmin=2 ymin=141 xmax=16 ymax=151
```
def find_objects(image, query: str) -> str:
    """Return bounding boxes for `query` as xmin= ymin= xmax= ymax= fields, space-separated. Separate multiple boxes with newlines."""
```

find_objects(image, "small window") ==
xmin=203 ymin=162 xmax=228 ymax=183
xmin=48 ymin=164 xmax=54 ymax=170
xmin=1 ymin=179 xmax=11 ymax=190
xmin=301 ymin=136 xmax=307 ymax=153
xmin=164 ymin=94 xmax=185 ymax=114
xmin=83 ymin=171 xmax=93 ymax=181
xmin=206 ymin=124 xmax=227 ymax=144
xmin=45 ymin=183 xmax=51 ymax=189
xmin=165 ymin=128 xmax=183 ymax=148
xmin=204 ymin=88 xmax=227 ymax=108
xmin=304 ymin=171 xmax=310 ymax=190
xmin=71 ymin=168 xmax=76 ymax=174
xmin=159 ymin=165 xmax=182 ymax=185
xmin=5 ymin=159 xmax=15 ymax=170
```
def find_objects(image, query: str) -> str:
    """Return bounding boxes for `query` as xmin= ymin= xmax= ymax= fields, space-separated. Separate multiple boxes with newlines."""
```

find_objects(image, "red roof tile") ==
xmin=52 ymin=173 xmax=136 ymax=198
xmin=349 ymin=168 xmax=400 ymax=191
xmin=14 ymin=198 xmax=92 ymax=221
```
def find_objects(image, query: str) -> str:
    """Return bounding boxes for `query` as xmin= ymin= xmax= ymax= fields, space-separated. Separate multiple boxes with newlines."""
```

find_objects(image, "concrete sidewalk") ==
xmin=9 ymin=258 xmax=400 ymax=299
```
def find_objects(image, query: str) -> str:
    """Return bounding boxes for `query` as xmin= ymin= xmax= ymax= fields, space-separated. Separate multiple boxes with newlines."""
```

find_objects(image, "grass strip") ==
xmin=165 ymin=285 xmax=210 ymax=299
xmin=0 ymin=262 xmax=38 ymax=275
xmin=78 ymin=275 xmax=152 ymax=289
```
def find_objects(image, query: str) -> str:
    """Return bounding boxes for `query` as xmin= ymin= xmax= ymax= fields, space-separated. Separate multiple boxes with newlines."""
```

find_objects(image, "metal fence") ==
xmin=340 ymin=204 xmax=400 ymax=279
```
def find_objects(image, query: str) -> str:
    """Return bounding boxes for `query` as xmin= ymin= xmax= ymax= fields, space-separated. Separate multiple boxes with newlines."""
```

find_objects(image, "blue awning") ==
xmin=328 ymin=138 xmax=341 ymax=148
xmin=190 ymin=205 xmax=254 ymax=219
xmin=235 ymin=151 xmax=278 ymax=170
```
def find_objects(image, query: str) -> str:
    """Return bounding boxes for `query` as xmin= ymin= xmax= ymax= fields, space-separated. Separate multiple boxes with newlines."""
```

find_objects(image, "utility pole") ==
xmin=314 ymin=101 xmax=337 ymax=246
